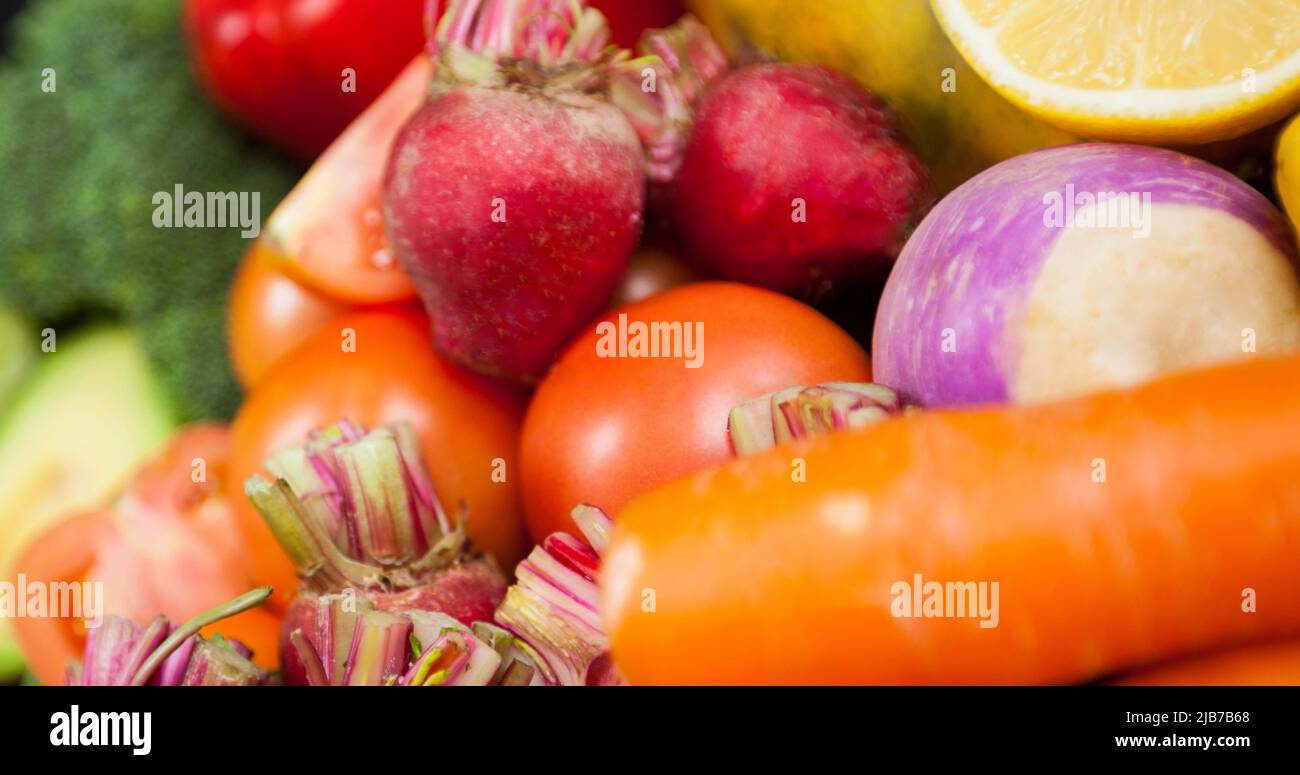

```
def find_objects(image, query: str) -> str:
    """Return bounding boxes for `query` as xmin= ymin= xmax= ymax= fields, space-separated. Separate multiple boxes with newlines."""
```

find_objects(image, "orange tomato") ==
xmin=228 ymin=244 xmax=351 ymax=389
xmin=229 ymin=310 xmax=530 ymax=607
xmin=520 ymin=282 xmax=871 ymax=541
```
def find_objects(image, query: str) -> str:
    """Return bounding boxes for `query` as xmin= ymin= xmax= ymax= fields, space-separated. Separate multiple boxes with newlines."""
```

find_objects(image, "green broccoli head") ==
xmin=0 ymin=0 xmax=301 ymax=420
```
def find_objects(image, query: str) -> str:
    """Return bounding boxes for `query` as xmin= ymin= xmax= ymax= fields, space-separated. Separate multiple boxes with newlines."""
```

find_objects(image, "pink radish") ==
xmin=383 ymin=0 xmax=648 ymax=381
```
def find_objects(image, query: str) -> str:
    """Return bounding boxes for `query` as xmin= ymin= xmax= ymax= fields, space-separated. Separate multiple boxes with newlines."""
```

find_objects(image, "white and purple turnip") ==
xmin=874 ymin=144 xmax=1300 ymax=407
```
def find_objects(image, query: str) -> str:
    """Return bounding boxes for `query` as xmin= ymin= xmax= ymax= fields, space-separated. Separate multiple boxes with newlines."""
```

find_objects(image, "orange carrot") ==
xmin=1113 ymin=640 xmax=1300 ymax=686
xmin=601 ymin=355 xmax=1300 ymax=685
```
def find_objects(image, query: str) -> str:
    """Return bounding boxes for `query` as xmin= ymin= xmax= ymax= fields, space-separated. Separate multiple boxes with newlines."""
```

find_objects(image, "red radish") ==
xmin=872 ymin=144 xmax=1300 ymax=408
xmin=243 ymin=420 xmax=507 ymax=685
xmin=383 ymin=0 xmax=648 ymax=381
xmin=672 ymin=62 xmax=933 ymax=297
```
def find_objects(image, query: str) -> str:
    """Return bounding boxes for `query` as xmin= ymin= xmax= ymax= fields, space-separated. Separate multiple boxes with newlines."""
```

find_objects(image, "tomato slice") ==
xmin=260 ymin=56 xmax=430 ymax=303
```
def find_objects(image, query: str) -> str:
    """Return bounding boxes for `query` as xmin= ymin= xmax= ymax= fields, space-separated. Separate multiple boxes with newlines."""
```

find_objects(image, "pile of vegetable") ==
xmin=4 ymin=0 xmax=1300 ymax=689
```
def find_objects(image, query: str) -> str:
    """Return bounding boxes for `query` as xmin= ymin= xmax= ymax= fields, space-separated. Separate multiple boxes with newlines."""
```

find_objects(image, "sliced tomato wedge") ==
xmin=260 ymin=56 xmax=430 ymax=303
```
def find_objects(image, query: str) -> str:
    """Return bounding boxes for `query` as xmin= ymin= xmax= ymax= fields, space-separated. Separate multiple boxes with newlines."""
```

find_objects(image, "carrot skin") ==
xmin=602 ymin=355 xmax=1300 ymax=685
xmin=1113 ymin=640 xmax=1300 ymax=686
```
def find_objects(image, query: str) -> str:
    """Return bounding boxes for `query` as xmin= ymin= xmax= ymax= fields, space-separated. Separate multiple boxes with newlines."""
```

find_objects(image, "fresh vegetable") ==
xmin=244 ymin=420 xmax=509 ymax=684
xmin=873 ymin=144 xmax=1300 ymax=408
xmin=185 ymin=0 xmax=428 ymax=159
xmin=0 ymin=0 xmax=299 ymax=421
xmin=260 ymin=56 xmax=428 ymax=305
xmin=272 ymin=498 xmax=617 ymax=686
xmin=728 ymin=382 xmax=902 ymax=456
xmin=0 ymin=328 xmax=175 ymax=592
xmin=228 ymin=246 xmax=351 ymax=389
xmin=931 ymin=0 xmax=1300 ymax=145
xmin=520 ymin=282 xmax=871 ymax=540
xmin=1113 ymin=641 xmax=1300 ymax=686
xmin=1278 ymin=113 xmax=1300 ymax=231
xmin=383 ymin=0 xmax=646 ymax=381
xmin=493 ymin=503 xmax=619 ymax=685
xmin=673 ymin=62 xmax=932 ymax=297
xmin=229 ymin=310 xmax=530 ymax=606
xmin=9 ymin=425 xmax=281 ymax=686
xmin=68 ymin=587 xmax=273 ymax=686
xmin=686 ymin=0 xmax=1078 ymax=192
xmin=603 ymin=354 xmax=1300 ymax=685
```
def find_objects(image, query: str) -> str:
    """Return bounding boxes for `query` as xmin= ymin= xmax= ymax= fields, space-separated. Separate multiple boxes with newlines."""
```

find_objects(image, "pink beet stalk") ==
xmin=608 ymin=15 xmax=728 ymax=194
xmin=493 ymin=503 xmax=620 ymax=685
xmin=728 ymin=382 xmax=904 ymax=456
xmin=245 ymin=420 xmax=507 ymax=685
xmin=385 ymin=0 xmax=647 ymax=381
xmin=69 ymin=587 xmax=273 ymax=686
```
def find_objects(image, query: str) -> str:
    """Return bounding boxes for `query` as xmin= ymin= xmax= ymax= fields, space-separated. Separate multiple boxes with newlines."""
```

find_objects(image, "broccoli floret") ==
xmin=0 ymin=0 xmax=301 ymax=420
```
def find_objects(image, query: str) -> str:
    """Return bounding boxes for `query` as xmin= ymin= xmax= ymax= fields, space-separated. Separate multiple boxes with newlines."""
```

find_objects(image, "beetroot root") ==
xmin=382 ymin=0 xmax=647 ymax=382
xmin=673 ymin=63 xmax=933 ymax=297
xmin=385 ymin=86 xmax=644 ymax=380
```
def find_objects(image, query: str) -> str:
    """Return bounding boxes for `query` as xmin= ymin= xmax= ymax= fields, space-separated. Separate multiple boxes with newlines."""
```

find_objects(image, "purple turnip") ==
xmin=873 ymin=143 xmax=1300 ymax=407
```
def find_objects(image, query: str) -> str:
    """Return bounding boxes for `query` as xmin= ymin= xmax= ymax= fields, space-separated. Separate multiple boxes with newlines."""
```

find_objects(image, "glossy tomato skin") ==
xmin=185 ymin=0 xmax=427 ymax=159
xmin=228 ymin=244 xmax=351 ymax=389
xmin=520 ymin=282 xmax=871 ymax=541
xmin=229 ymin=310 xmax=530 ymax=607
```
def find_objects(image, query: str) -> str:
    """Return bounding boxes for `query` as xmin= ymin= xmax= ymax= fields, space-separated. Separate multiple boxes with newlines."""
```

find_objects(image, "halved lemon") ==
xmin=931 ymin=0 xmax=1300 ymax=144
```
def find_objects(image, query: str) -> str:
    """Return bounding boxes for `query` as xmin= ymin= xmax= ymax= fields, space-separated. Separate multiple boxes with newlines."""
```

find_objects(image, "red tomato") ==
xmin=520 ymin=282 xmax=871 ymax=540
xmin=228 ymin=244 xmax=351 ymax=389
xmin=229 ymin=310 xmax=530 ymax=607
xmin=185 ymin=0 xmax=428 ymax=159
